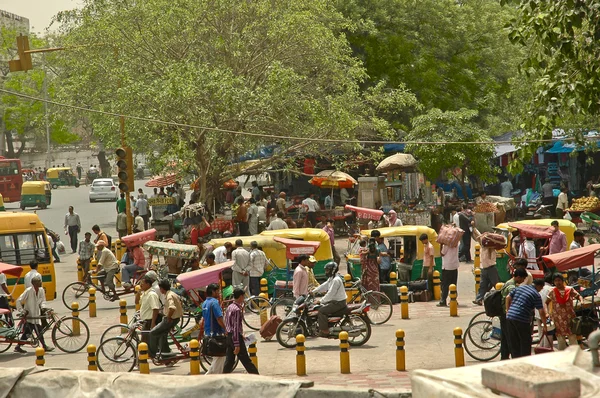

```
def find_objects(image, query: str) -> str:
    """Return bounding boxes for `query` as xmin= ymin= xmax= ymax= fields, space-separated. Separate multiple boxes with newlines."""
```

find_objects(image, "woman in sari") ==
xmin=360 ymin=234 xmax=380 ymax=292
xmin=545 ymin=273 xmax=580 ymax=350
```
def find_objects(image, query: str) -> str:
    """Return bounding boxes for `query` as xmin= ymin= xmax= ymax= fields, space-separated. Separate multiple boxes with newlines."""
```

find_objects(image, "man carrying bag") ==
xmin=201 ymin=283 xmax=227 ymax=374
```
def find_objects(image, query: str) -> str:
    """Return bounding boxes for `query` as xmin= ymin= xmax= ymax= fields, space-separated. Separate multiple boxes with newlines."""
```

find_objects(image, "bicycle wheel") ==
xmin=463 ymin=320 xmax=501 ymax=362
xmin=0 ymin=320 xmax=13 ymax=353
xmin=62 ymin=282 xmax=90 ymax=311
xmin=363 ymin=291 xmax=393 ymax=325
xmin=100 ymin=324 xmax=138 ymax=344
xmin=97 ymin=337 xmax=137 ymax=372
xmin=270 ymin=297 xmax=295 ymax=318
xmin=468 ymin=311 xmax=491 ymax=327
xmin=242 ymin=296 xmax=271 ymax=331
xmin=52 ymin=316 xmax=90 ymax=353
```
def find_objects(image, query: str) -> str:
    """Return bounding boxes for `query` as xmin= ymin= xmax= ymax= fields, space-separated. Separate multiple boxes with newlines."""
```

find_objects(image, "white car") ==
xmin=89 ymin=178 xmax=119 ymax=202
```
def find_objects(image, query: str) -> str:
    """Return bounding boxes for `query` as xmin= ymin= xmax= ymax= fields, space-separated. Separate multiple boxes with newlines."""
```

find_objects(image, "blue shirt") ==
xmin=378 ymin=243 xmax=391 ymax=270
xmin=506 ymin=285 xmax=543 ymax=323
xmin=202 ymin=297 xmax=224 ymax=335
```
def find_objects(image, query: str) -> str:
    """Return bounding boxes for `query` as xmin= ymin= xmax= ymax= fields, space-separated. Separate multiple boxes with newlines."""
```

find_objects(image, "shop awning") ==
xmin=545 ymin=141 xmax=576 ymax=154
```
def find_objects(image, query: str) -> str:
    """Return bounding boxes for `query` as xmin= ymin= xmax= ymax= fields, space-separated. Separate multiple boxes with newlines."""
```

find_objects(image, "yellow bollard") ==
xmin=248 ymin=342 xmax=258 ymax=370
xmin=116 ymin=270 xmax=122 ymax=288
xmin=339 ymin=331 xmax=350 ymax=374
xmin=89 ymin=287 xmax=97 ymax=318
xmin=495 ymin=282 xmax=504 ymax=291
xmin=87 ymin=344 xmax=97 ymax=371
xmin=138 ymin=342 xmax=149 ymax=374
xmin=396 ymin=329 xmax=406 ymax=371
xmin=454 ymin=327 xmax=465 ymax=367
xmin=296 ymin=334 xmax=306 ymax=376
xmin=260 ymin=278 xmax=269 ymax=298
xmin=77 ymin=259 xmax=83 ymax=282
xmin=474 ymin=268 xmax=481 ymax=296
xmin=189 ymin=339 xmax=200 ymax=375
xmin=344 ymin=274 xmax=358 ymax=303
xmin=433 ymin=270 xmax=441 ymax=301
xmin=135 ymin=285 xmax=141 ymax=311
xmin=390 ymin=272 xmax=397 ymax=286
xmin=474 ymin=244 xmax=481 ymax=268
xmin=258 ymin=293 xmax=268 ymax=326
xmin=111 ymin=240 xmax=117 ymax=257
xmin=35 ymin=347 xmax=45 ymax=366
xmin=449 ymin=284 xmax=458 ymax=317
xmin=71 ymin=302 xmax=81 ymax=337
xmin=91 ymin=260 xmax=98 ymax=285
xmin=120 ymin=299 xmax=128 ymax=333
xmin=399 ymin=286 xmax=409 ymax=320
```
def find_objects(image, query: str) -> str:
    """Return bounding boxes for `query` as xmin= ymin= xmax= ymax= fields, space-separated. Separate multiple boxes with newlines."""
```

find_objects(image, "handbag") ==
xmin=201 ymin=302 xmax=227 ymax=357
xmin=533 ymin=331 xmax=554 ymax=354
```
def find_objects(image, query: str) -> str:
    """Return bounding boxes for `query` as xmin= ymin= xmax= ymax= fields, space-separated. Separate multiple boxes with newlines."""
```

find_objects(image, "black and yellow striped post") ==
xmin=189 ymin=339 xmax=200 ymax=375
xmin=474 ymin=268 xmax=481 ymax=296
xmin=89 ymin=287 xmax=97 ymax=318
xmin=35 ymin=347 xmax=45 ymax=366
xmin=71 ymin=302 xmax=81 ymax=336
xmin=396 ymin=329 xmax=406 ymax=371
xmin=449 ymin=284 xmax=458 ymax=317
xmin=474 ymin=244 xmax=481 ymax=268
xmin=433 ymin=270 xmax=441 ymax=301
xmin=138 ymin=342 xmax=150 ymax=374
xmin=120 ymin=299 xmax=128 ymax=333
xmin=77 ymin=259 xmax=84 ymax=282
xmin=454 ymin=327 xmax=465 ymax=367
xmin=91 ymin=260 xmax=98 ymax=285
xmin=259 ymin=293 xmax=269 ymax=326
xmin=87 ymin=344 xmax=97 ymax=371
xmin=339 ymin=331 xmax=350 ymax=374
xmin=390 ymin=272 xmax=397 ymax=286
xmin=249 ymin=342 xmax=258 ymax=370
xmin=399 ymin=286 xmax=409 ymax=319
xmin=296 ymin=334 xmax=306 ymax=376
xmin=260 ymin=278 xmax=269 ymax=298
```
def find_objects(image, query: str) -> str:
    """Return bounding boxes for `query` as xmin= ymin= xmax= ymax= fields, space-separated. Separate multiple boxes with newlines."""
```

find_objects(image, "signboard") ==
xmin=148 ymin=197 xmax=176 ymax=206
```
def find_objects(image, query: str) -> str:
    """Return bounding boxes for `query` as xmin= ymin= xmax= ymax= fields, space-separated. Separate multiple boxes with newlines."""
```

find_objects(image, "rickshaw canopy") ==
xmin=361 ymin=226 xmax=441 ymax=259
xmin=176 ymin=261 xmax=233 ymax=291
xmin=46 ymin=167 xmax=73 ymax=177
xmin=121 ymin=229 xmax=156 ymax=248
xmin=143 ymin=241 xmax=200 ymax=259
xmin=344 ymin=205 xmax=383 ymax=221
xmin=507 ymin=223 xmax=553 ymax=239
xmin=496 ymin=219 xmax=576 ymax=251
xmin=273 ymin=236 xmax=320 ymax=260
xmin=21 ymin=181 xmax=50 ymax=195
xmin=0 ymin=262 xmax=23 ymax=278
xmin=542 ymin=244 xmax=600 ymax=272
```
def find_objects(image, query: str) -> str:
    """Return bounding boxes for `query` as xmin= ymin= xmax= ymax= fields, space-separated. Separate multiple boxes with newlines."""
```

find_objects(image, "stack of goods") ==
xmin=474 ymin=202 xmax=499 ymax=213
xmin=480 ymin=232 xmax=507 ymax=250
xmin=436 ymin=224 xmax=464 ymax=247
xmin=568 ymin=196 xmax=600 ymax=212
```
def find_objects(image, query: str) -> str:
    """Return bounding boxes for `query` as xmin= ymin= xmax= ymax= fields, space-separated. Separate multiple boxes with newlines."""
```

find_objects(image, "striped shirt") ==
xmin=225 ymin=301 xmax=244 ymax=347
xmin=507 ymin=284 xmax=543 ymax=323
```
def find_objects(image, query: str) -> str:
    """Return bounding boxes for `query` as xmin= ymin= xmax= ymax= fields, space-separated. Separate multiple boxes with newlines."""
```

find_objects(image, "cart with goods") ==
xmin=567 ymin=196 xmax=600 ymax=224
xmin=581 ymin=212 xmax=600 ymax=244
xmin=473 ymin=201 xmax=499 ymax=233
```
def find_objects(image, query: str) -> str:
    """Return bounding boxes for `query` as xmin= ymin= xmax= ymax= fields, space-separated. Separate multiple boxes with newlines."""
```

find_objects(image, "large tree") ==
xmin=53 ymin=0 xmax=417 ymax=204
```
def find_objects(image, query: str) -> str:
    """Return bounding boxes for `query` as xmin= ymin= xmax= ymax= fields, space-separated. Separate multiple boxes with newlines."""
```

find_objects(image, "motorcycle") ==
xmin=275 ymin=295 xmax=372 ymax=348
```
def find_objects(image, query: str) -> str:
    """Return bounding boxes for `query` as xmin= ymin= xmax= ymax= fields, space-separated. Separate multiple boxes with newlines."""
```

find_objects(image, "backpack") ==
xmin=483 ymin=289 xmax=503 ymax=317
xmin=105 ymin=233 xmax=112 ymax=247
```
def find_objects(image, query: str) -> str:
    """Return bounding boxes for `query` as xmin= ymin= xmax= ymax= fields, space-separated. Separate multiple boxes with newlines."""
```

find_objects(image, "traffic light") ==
xmin=115 ymin=146 xmax=134 ymax=192
xmin=8 ymin=35 xmax=33 ymax=72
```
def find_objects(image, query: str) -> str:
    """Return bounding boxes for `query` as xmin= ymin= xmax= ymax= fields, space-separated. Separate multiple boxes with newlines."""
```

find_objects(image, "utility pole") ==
xmin=42 ymin=53 xmax=51 ymax=168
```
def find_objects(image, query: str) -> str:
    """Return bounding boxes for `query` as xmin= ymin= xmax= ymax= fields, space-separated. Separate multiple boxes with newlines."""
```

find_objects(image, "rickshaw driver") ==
xmin=309 ymin=262 xmax=347 ymax=337
xmin=93 ymin=240 xmax=120 ymax=301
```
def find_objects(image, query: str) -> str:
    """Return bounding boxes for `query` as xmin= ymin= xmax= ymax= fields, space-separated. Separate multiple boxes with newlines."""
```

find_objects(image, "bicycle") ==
xmin=346 ymin=279 xmax=393 ymax=325
xmin=0 ymin=308 xmax=90 ymax=354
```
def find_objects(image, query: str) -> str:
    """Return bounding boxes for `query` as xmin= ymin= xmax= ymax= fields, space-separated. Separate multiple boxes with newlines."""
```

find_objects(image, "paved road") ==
xmin=1 ymin=184 xmax=488 ymax=390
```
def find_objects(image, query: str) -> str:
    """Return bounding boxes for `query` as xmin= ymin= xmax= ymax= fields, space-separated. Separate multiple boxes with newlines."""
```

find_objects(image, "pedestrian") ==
xmin=213 ymin=242 xmax=233 ymax=264
xmin=276 ymin=192 xmax=287 ymax=215
xmin=93 ymin=240 xmax=119 ymax=300
xmin=46 ymin=228 xmax=61 ymax=263
xmin=133 ymin=210 xmax=145 ymax=233
xmin=472 ymin=224 xmax=502 ymax=305
xmin=76 ymin=162 xmax=83 ymax=180
xmin=149 ymin=280 xmax=183 ymax=358
xmin=322 ymin=219 xmax=340 ymax=264
xmin=23 ymin=261 xmax=40 ymax=289
xmin=499 ymin=268 xmax=528 ymax=360
xmin=302 ymin=193 xmax=319 ymax=228
xmin=136 ymin=275 xmax=160 ymax=355
xmin=419 ymin=233 xmax=435 ymax=291
xmin=247 ymin=198 xmax=259 ymax=236
xmin=223 ymin=288 xmax=259 ymax=374
xmin=546 ymin=273 xmax=580 ymax=350
xmin=570 ymin=230 xmax=585 ymax=250
xmin=130 ymin=195 xmax=137 ymax=215
xmin=231 ymin=240 xmax=250 ymax=292
xmin=116 ymin=211 xmax=127 ymax=239
xmin=78 ymin=232 xmax=95 ymax=276
xmin=136 ymin=193 xmax=150 ymax=230
xmin=202 ymin=283 xmax=227 ymax=374
xmin=266 ymin=211 xmax=288 ymax=230
xmin=14 ymin=276 xmax=54 ymax=353
xmin=360 ymin=236 xmax=380 ymax=292
xmin=190 ymin=216 xmax=211 ymax=245
xmin=556 ymin=187 xmax=569 ymax=219
xmin=541 ymin=179 xmax=555 ymax=216
xmin=293 ymin=255 xmax=311 ymax=298
xmin=542 ymin=220 xmax=567 ymax=254
xmin=500 ymin=177 xmax=513 ymax=198
xmin=236 ymin=200 xmax=249 ymax=236
xmin=116 ymin=193 xmax=127 ymax=214
xmin=386 ymin=210 xmax=403 ymax=257
xmin=64 ymin=206 xmax=81 ymax=254
xmin=437 ymin=242 xmax=459 ymax=307
xmin=92 ymin=225 xmax=109 ymax=245
xmin=505 ymin=279 xmax=547 ymax=358
xmin=457 ymin=206 xmax=473 ymax=263
xmin=0 ymin=270 xmax=12 ymax=326
xmin=249 ymin=241 xmax=267 ymax=296
xmin=376 ymin=236 xmax=392 ymax=283
xmin=513 ymin=258 xmax=534 ymax=285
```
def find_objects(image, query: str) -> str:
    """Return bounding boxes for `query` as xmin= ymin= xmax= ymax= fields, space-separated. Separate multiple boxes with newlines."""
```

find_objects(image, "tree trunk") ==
xmin=459 ymin=163 xmax=469 ymax=203
xmin=97 ymin=150 xmax=111 ymax=177
xmin=4 ymin=131 xmax=25 ymax=158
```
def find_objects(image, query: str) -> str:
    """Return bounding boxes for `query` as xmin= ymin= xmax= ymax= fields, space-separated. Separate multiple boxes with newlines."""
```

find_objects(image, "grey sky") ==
xmin=0 ymin=0 xmax=82 ymax=34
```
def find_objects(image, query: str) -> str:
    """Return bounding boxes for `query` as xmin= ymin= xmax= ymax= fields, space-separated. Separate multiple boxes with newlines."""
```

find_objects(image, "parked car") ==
xmin=89 ymin=178 xmax=119 ymax=202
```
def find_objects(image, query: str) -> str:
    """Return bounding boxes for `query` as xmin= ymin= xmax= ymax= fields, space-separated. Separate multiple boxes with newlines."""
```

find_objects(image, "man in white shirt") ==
xmin=570 ymin=230 xmax=585 ymax=251
xmin=24 ymin=261 xmax=41 ymax=289
xmin=556 ymin=187 xmax=569 ymax=219
xmin=213 ymin=242 xmax=233 ymax=264
xmin=133 ymin=210 xmax=145 ymax=233
xmin=135 ymin=194 xmax=150 ymax=230
xmin=247 ymin=199 xmax=259 ymax=236
xmin=231 ymin=240 xmax=250 ymax=291
xmin=519 ymin=237 xmax=538 ymax=270
xmin=15 ymin=276 xmax=54 ymax=353
xmin=302 ymin=193 xmax=320 ymax=228
xmin=500 ymin=177 xmax=513 ymax=198
xmin=472 ymin=225 xmax=503 ymax=305
xmin=249 ymin=241 xmax=268 ymax=296
xmin=267 ymin=211 xmax=288 ymax=230
xmin=310 ymin=262 xmax=347 ymax=336
xmin=437 ymin=243 xmax=459 ymax=307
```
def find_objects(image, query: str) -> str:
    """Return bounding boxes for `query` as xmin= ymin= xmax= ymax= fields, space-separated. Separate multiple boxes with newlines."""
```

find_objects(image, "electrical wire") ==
xmin=0 ymin=87 xmax=592 ymax=146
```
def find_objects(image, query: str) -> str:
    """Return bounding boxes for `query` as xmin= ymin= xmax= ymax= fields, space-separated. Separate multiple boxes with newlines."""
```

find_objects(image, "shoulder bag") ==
xmin=201 ymin=301 xmax=227 ymax=357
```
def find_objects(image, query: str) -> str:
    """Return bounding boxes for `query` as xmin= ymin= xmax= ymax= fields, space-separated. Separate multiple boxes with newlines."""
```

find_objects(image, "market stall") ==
xmin=307 ymin=170 xmax=357 ymax=232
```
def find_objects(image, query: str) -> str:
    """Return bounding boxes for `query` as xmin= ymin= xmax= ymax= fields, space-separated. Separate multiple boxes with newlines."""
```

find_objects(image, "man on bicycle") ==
xmin=310 ymin=262 xmax=347 ymax=337
xmin=14 ymin=276 xmax=54 ymax=353
xmin=93 ymin=240 xmax=120 ymax=301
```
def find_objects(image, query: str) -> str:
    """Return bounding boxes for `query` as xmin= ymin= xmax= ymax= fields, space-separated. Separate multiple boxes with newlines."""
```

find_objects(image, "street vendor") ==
xmin=190 ymin=216 xmax=211 ymax=245
xmin=475 ymin=191 xmax=490 ymax=205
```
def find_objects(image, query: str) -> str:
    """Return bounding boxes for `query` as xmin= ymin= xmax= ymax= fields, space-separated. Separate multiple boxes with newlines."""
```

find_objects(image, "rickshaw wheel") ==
xmin=52 ymin=184 xmax=58 ymax=190
xmin=0 ymin=320 xmax=14 ymax=353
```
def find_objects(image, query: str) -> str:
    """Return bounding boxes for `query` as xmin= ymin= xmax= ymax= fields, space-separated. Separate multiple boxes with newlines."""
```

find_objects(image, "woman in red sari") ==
xmin=545 ymin=273 xmax=580 ymax=350
xmin=360 ymin=234 xmax=380 ymax=292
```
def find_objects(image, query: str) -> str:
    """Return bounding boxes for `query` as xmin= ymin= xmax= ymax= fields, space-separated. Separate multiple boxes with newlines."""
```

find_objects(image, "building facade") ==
xmin=0 ymin=10 xmax=30 ymax=34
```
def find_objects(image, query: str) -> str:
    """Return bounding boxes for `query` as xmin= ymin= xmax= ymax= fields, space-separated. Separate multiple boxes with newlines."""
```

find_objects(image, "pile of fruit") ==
xmin=474 ymin=202 xmax=498 ymax=213
xmin=568 ymin=196 xmax=600 ymax=212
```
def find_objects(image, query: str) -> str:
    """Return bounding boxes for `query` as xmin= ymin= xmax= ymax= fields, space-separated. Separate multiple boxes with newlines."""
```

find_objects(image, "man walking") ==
xmin=202 ymin=283 xmax=227 ymax=374
xmin=437 ymin=243 xmax=459 ymax=307
xmin=135 ymin=193 xmax=150 ymax=230
xmin=231 ymin=240 xmax=250 ymax=291
xmin=302 ymin=193 xmax=319 ymax=228
xmin=76 ymin=162 xmax=83 ymax=180
xmin=78 ymin=232 xmax=95 ymax=276
xmin=116 ymin=211 xmax=127 ymax=239
xmin=322 ymin=219 xmax=340 ymax=264
xmin=116 ymin=193 xmax=127 ymax=214
xmin=472 ymin=224 xmax=503 ymax=305
xmin=64 ymin=206 xmax=81 ymax=254
xmin=247 ymin=198 xmax=259 ymax=236
xmin=506 ymin=279 xmax=547 ymax=358
xmin=457 ymin=207 xmax=472 ymax=263
xmin=249 ymin=241 xmax=267 ymax=296
xmin=543 ymin=220 xmax=567 ymax=254
xmin=223 ymin=288 xmax=259 ymax=374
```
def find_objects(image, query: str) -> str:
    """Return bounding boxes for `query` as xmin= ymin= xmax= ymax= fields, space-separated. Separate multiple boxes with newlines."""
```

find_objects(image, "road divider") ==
xmin=71 ymin=302 xmax=80 ymax=337
xmin=36 ymin=347 xmax=45 ymax=366
xmin=138 ymin=342 xmax=149 ymax=374
xmin=189 ymin=339 xmax=200 ymax=375
xmin=89 ymin=287 xmax=97 ymax=318
xmin=400 ymin=286 xmax=409 ymax=319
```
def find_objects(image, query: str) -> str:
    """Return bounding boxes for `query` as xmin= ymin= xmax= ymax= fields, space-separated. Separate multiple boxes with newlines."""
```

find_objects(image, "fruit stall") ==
xmin=566 ymin=196 xmax=600 ymax=224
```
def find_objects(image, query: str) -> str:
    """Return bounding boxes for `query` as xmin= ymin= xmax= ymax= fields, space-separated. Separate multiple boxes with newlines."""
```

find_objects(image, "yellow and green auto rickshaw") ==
xmin=46 ymin=167 xmax=80 ymax=189
xmin=0 ymin=193 xmax=4 ymax=211
xmin=20 ymin=181 xmax=52 ymax=210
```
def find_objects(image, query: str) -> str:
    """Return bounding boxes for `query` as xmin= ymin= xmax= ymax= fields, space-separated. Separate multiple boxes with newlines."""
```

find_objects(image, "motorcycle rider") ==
xmin=310 ymin=261 xmax=347 ymax=337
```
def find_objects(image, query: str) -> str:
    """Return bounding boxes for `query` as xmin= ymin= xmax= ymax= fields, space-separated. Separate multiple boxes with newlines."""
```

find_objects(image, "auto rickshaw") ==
xmin=46 ymin=167 xmax=80 ymax=189
xmin=20 ymin=181 xmax=52 ymax=210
